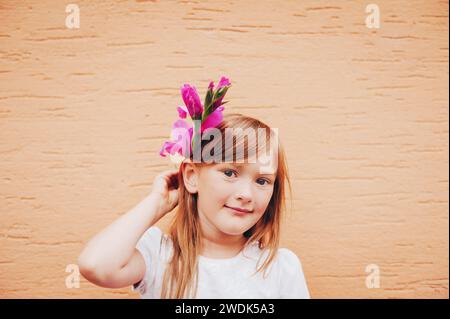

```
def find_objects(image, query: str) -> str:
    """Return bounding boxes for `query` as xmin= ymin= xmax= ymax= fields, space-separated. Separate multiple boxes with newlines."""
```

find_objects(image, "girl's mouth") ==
xmin=224 ymin=205 xmax=253 ymax=215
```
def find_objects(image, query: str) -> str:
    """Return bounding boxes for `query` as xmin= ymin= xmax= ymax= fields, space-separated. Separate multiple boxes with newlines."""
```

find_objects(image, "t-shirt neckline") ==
xmin=199 ymin=250 xmax=243 ymax=264
xmin=198 ymin=241 xmax=259 ymax=264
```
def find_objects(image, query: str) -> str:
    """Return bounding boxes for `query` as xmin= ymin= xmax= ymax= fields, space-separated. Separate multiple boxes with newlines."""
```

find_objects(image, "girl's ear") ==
xmin=181 ymin=161 xmax=199 ymax=194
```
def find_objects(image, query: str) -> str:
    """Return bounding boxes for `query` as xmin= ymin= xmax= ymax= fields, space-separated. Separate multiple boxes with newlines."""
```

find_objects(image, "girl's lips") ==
xmin=224 ymin=205 xmax=253 ymax=214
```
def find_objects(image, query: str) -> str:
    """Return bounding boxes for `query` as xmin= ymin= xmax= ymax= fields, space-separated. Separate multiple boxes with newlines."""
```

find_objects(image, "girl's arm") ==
xmin=77 ymin=169 xmax=179 ymax=289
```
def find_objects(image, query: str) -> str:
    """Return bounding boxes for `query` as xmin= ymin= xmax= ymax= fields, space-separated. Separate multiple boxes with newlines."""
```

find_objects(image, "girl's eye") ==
xmin=223 ymin=169 xmax=237 ymax=177
xmin=256 ymin=178 xmax=271 ymax=186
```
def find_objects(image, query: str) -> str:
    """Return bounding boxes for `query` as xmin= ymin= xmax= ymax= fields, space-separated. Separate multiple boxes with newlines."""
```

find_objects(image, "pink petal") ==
xmin=177 ymin=106 xmax=187 ymax=119
xmin=181 ymin=84 xmax=203 ymax=119
xmin=170 ymin=120 xmax=193 ymax=157
xmin=173 ymin=119 xmax=191 ymax=129
xmin=201 ymin=107 xmax=224 ymax=132
xmin=217 ymin=76 xmax=231 ymax=89
xmin=159 ymin=141 xmax=176 ymax=157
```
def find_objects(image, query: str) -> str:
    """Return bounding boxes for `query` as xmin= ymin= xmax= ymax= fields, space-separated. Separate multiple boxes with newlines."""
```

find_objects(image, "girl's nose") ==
xmin=234 ymin=179 xmax=253 ymax=203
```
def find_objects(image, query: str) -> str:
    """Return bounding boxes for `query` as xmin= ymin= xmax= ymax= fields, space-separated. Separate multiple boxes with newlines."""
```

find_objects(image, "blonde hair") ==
xmin=160 ymin=113 xmax=292 ymax=298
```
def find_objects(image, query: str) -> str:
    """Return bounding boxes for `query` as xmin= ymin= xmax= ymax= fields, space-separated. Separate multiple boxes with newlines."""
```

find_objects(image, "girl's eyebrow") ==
xmin=258 ymin=170 xmax=277 ymax=177
xmin=226 ymin=163 xmax=276 ymax=177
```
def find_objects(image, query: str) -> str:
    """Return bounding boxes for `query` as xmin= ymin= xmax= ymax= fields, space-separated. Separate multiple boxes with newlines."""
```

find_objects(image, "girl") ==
xmin=78 ymin=77 xmax=310 ymax=299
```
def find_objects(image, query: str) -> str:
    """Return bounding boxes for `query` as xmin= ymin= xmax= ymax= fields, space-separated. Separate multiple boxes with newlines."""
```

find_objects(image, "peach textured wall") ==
xmin=0 ymin=0 xmax=448 ymax=298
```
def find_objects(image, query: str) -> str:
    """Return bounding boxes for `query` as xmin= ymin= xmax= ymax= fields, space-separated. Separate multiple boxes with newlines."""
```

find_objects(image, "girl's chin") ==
xmin=217 ymin=220 xmax=252 ymax=236
xmin=219 ymin=229 xmax=246 ymax=236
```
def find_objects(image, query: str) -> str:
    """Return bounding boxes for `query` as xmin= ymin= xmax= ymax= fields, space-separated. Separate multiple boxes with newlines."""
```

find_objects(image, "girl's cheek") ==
xmin=204 ymin=174 xmax=232 ymax=201
xmin=255 ymin=191 xmax=273 ymax=214
xmin=216 ymin=184 xmax=234 ymax=203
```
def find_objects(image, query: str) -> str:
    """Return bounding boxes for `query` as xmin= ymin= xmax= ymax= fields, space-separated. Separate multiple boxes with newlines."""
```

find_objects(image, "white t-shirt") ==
xmin=132 ymin=226 xmax=310 ymax=299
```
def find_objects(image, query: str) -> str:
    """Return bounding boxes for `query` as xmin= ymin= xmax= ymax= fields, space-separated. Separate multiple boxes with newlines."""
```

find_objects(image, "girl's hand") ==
xmin=150 ymin=169 xmax=180 ymax=218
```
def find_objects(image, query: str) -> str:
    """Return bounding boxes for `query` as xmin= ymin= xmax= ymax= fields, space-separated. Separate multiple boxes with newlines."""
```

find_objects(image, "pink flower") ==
xmin=159 ymin=119 xmax=193 ymax=157
xmin=201 ymin=106 xmax=224 ymax=133
xmin=181 ymin=84 xmax=203 ymax=119
xmin=160 ymin=76 xmax=232 ymax=159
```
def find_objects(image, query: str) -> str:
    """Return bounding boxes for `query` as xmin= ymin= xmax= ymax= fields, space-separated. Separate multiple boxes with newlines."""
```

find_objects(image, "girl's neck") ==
xmin=198 ymin=215 xmax=247 ymax=259
xmin=200 ymin=233 xmax=247 ymax=259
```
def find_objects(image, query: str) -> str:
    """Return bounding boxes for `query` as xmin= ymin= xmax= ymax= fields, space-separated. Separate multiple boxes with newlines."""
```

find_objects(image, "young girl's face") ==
xmin=195 ymin=153 xmax=277 ymax=236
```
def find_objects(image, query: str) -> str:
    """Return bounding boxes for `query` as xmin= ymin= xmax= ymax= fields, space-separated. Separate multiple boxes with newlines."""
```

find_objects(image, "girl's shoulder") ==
xmin=276 ymin=247 xmax=302 ymax=263
xmin=274 ymin=248 xmax=305 ymax=273
xmin=248 ymin=244 xmax=305 ymax=272
xmin=247 ymin=242 xmax=303 ymax=263
xmin=274 ymin=248 xmax=310 ymax=298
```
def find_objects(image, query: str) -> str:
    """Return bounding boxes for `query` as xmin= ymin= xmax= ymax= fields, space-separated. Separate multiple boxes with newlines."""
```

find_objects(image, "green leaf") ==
xmin=204 ymin=89 xmax=213 ymax=111
xmin=202 ymin=88 xmax=215 ymax=121
xmin=201 ymin=85 xmax=230 ymax=121
xmin=216 ymin=86 xmax=229 ymax=99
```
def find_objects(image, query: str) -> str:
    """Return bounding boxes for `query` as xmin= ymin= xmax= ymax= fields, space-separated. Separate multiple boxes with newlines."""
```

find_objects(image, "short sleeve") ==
xmin=277 ymin=249 xmax=310 ymax=299
xmin=132 ymin=226 xmax=164 ymax=295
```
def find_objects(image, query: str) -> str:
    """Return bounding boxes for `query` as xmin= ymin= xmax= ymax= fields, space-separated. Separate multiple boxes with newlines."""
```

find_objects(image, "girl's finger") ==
xmin=162 ymin=170 xmax=179 ymax=190
xmin=167 ymin=172 xmax=179 ymax=190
